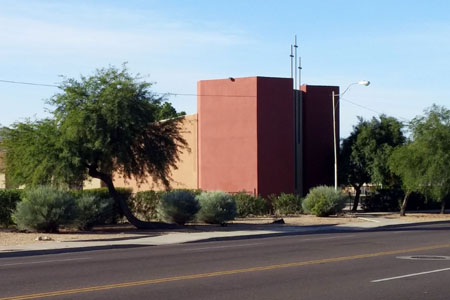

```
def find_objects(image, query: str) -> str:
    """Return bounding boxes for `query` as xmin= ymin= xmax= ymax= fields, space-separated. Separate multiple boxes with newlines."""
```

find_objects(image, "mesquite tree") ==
xmin=390 ymin=105 xmax=450 ymax=216
xmin=3 ymin=65 xmax=186 ymax=228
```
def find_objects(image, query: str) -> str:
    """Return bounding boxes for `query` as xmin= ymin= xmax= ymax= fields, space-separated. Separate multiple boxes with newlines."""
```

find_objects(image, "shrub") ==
xmin=72 ymin=188 xmax=132 ymax=223
xmin=272 ymin=193 xmax=303 ymax=215
xmin=406 ymin=192 xmax=441 ymax=210
xmin=361 ymin=189 xmax=403 ymax=212
xmin=197 ymin=191 xmax=237 ymax=224
xmin=157 ymin=190 xmax=200 ymax=225
xmin=13 ymin=186 xmax=77 ymax=232
xmin=0 ymin=189 xmax=23 ymax=227
xmin=233 ymin=192 xmax=269 ymax=217
xmin=302 ymin=186 xmax=346 ymax=217
xmin=74 ymin=195 xmax=114 ymax=230
xmin=129 ymin=190 xmax=163 ymax=221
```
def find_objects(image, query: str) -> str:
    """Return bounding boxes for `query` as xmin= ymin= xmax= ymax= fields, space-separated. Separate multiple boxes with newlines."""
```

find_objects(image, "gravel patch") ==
xmin=2 ymin=213 xmax=449 ymax=247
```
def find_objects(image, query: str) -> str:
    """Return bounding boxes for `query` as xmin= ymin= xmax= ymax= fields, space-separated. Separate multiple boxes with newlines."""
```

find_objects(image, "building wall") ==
xmin=112 ymin=114 xmax=198 ymax=192
xmin=0 ymin=151 xmax=6 ymax=189
xmin=198 ymin=77 xmax=296 ymax=197
xmin=0 ymin=174 xmax=5 ymax=189
xmin=198 ymin=77 xmax=259 ymax=194
xmin=83 ymin=177 xmax=103 ymax=190
xmin=301 ymin=85 xmax=339 ymax=193
xmin=257 ymin=77 xmax=295 ymax=196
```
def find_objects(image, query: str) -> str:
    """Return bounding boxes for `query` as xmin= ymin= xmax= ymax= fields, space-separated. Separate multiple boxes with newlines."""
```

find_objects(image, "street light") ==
xmin=332 ymin=80 xmax=370 ymax=190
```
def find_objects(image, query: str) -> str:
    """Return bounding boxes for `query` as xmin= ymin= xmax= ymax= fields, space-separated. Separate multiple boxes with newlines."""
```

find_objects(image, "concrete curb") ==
xmin=1 ymin=218 xmax=449 ymax=257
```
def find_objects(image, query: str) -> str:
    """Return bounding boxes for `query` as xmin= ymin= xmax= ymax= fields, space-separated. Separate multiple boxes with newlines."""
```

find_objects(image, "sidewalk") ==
xmin=1 ymin=213 xmax=449 ymax=255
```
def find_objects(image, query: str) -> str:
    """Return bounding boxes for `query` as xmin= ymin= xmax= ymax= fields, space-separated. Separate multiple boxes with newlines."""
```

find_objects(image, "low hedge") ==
xmin=0 ymin=189 xmax=23 ymax=227
xmin=272 ymin=193 xmax=303 ymax=216
xmin=14 ymin=186 xmax=77 ymax=232
xmin=197 ymin=191 xmax=237 ymax=224
xmin=129 ymin=190 xmax=163 ymax=221
xmin=71 ymin=187 xmax=132 ymax=224
xmin=233 ymin=192 xmax=269 ymax=217
xmin=303 ymin=186 xmax=346 ymax=217
xmin=157 ymin=190 xmax=200 ymax=225
xmin=361 ymin=189 xmax=403 ymax=212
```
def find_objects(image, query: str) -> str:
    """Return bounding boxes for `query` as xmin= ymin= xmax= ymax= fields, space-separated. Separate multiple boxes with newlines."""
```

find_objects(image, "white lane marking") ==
xmin=0 ymin=257 xmax=91 ymax=267
xmin=183 ymin=243 xmax=262 ymax=251
xmin=372 ymin=267 xmax=450 ymax=282
xmin=358 ymin=217 xmax=381 ymax=223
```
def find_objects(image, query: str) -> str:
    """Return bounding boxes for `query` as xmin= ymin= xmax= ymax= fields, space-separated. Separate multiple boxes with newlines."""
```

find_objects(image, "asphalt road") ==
xmin=2 ymin=223 xmax=450 ymax=300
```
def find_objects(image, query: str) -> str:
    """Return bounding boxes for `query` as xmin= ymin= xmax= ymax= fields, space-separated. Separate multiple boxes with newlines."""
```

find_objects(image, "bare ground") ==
xmin=2 ymin=212 xmax=450 ymax=247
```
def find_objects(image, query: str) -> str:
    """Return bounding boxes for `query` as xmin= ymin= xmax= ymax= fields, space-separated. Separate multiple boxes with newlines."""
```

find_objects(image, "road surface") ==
xmin=1 ymin=223 xmax=450 ymax=299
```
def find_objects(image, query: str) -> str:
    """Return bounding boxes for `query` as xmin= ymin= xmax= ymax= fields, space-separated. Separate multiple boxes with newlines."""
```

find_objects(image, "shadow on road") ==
xmin=2 ymin=220 xmax=449 ymax=259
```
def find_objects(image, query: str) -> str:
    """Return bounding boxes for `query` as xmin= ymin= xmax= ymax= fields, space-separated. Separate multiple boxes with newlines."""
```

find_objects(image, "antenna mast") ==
xmin=298 ymin=56 xmax=302 ymax=88
xmin=290 ymin=45 xmax=294 ymax=82
xmin=294 ymin=35 xmax=298 ymax=90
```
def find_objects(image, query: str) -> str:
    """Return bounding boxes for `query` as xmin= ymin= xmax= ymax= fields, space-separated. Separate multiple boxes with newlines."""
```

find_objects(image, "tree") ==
xmin=391 ymin=105 xmax=450 ymax=215
xmin=412 ymin=106 xmax=450 ymax=214
xmin=339 ymin=115 xmax=405 ymax=211
xmin=156 ymin=102 xmax=186 ymax=120
xmin=388 ymin=142 xmax=427 ymax=216
xmin=3 ymin=65 xmax=187 ymax=228
xmin=339 ymin=120 xmax=370 ymax=211
xmin=3 ymin=119 xmax=85 ymax=188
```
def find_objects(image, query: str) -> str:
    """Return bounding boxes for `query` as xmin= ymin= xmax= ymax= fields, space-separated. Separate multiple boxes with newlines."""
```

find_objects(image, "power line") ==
xmin=0 ymin=80 xmax=256 ymax=97
xmin=0 ymin=79 xmax=59 ymax=88
xmin=164 ymin=92 xmax=256 ymax=98
xmin=341 ymin=97 xmax=411 ymax=123
xmin=0 ymin=78 xmax=409 ymax=121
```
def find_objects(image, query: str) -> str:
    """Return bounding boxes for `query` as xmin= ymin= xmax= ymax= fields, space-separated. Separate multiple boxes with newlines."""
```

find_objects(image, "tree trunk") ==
xmin=400 ymin=191 xmax=410 ymax=216
xmin=88 ymin=166 xmax=178 ymax=229
xmin=440 ymin=198 xmax=446 ymax=214
xmin=351 ymin=186 xmax=362 ymax=212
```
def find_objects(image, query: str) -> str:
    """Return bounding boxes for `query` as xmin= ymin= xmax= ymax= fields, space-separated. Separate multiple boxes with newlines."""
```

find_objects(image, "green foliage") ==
xmin=233 ymin=192 xmax=269 ymax=217
xmin=155 ymin=102 xmax=186 ymax=121
xmin=302 ymin=186 xmax=346 ymax=217
xmin=157 ymin=190 xmax=200 ymax=225
xmin=50 ymin=65 xmax=186 ymax=188
xmin=404 ymin=192 xmax=440 ymax=210
xmin=0 ymin=189 xmax=23 ymax=227
xmin=388 ymin=143 xmax=426 ymax=195
xmin=409 ymin=105 xmax=450 ymax=203
xmin=361 ymin=189 xmax=403 ymax=212
xmin=272 ymin=193 xmax=303 ymax=215
xmin=389 ymin=105 xmax=450 ymax=207
xmin=129 ymin=190 xmax=163 ymax=221
xmin=13 ymin=186 xmax=77 ymax=232
xmin=339 ymin=123 xmax=371 ymax=190
xmin=1 ymin=65 xmax=187 ymax=228
xmin=72 ymin=188 xmax=132 ymax=224
xmin=340 ymin=115 xmax=405 ymax=189
xmin=2 ymin=119 xmax=85 ymax=188
xmin=196 ymin=191 xmax=237 ymax=224
xmin=74 ymin=195 xmax=114 ymax=230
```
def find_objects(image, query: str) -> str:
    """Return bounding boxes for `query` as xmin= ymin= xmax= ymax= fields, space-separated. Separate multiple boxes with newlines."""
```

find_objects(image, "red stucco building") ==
xmin=198 ymin=76 xmax=338 ymax=197
xmin=113 ymin=76 xmax=338 ymax=197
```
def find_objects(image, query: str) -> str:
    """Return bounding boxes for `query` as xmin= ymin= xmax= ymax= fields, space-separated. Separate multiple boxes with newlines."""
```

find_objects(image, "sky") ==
xmin=1 ymin=0 xmax=449 ymax=137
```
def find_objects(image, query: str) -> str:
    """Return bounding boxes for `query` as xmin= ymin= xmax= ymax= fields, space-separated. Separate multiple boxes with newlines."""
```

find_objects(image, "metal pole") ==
xmin=332 ymin=90 xmax=338 ymax=190
xmin=298 ymin=56 xmax=302 ymax=87
xmin=294 ymin=36 xmax=298 ymax=89
xmin=290 ymin=45 xmax=294 ymax=84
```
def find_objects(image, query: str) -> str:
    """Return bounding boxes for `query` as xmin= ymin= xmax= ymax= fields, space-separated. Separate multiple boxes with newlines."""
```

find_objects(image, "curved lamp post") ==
xmin=332 ymin=80 xmax=370 ymax=190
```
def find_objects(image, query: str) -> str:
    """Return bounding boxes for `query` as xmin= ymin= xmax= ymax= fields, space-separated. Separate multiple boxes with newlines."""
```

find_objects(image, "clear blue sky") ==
xmin=1 ymin=0 xmax=449 ymax=137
